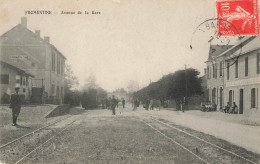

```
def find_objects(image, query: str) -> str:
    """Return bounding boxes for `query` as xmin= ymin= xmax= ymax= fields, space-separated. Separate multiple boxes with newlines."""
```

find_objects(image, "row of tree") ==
xmin=133 ymin=68 xmax=203 ymax=106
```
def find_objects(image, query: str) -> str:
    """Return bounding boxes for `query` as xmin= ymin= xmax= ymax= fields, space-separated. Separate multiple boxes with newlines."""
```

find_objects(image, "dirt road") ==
xmin=1 ymin=105 xmax=260 ymax=164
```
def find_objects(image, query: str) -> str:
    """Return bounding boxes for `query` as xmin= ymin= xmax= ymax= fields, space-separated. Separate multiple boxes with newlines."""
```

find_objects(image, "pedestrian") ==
xmin=223 ymin=102 xmax=230 ymax=113
xmin=9 ymin=87 xmax=21 ymax=126
xmin=111 ymin=95 xmax=117 ymax=115
xmin=105 ymin=98 xmax=109 ymax=109
xmin=108 ymin=97 xmax=112 ymax=110
xmin=116 ymin=98 xmax=119 ymax=108
xmin=133 ymin=99 xmax=138 ymax=111
xmin=230 ymin=102 xmax=238 ymax=114
xmin=122 ymin=98 xmax=125 ymax=108
xmin=144 ymin=99 xmax=150 ymax=110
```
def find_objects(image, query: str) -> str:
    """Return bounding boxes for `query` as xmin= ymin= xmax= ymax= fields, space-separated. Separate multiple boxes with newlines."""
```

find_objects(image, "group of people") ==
xmin=223 ymin=102 xmax=238 ymax=114
xmin=105 ymin=96 xmax=126 ymax=115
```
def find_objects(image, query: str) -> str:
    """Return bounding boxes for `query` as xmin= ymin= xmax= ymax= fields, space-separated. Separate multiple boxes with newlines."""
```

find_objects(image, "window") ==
xmin=0 ymin=74 xmax=9 ymax=84
xmin=245 ymin=57 xmax=248 ymax=76
xmin=57 ymin=55 xmax=60 ymax=74
xmin=52 ymin=52 xmax=55 ymax=71
xmin=212 ymin=88 xmax=216 ymax=104
xmin=207 ymin=66 xmax=210 ymax=79
xmin=61 ymin=59 xmax=64 ymax=75
xmin=220 ymin=87 xmax=223 ymax=108
xmin=215 ymin=64 xmax=217 ymax=78
xmin=219 ymin=62 xmax=223 ymax=77
xmin=56 ymin=86 xmax=60 ymax=98
xmin=257 ymin=53 xmax=260 ymax=74
xmin=235 ymin=60 xmax=238 ymax=78
xmin=227 ymin=63 xmax=230 ymax=80
xmin=212 ymin=64 xmax=215 ymax=78
xmin=251 ymin=88 xmax=256 ymax=108
xmin=209 ymin=66 xmax=211 ymax=79
xmin=52 ymin=84 xmax=55 ymax=95
xmin=20 ymin=76 xmax=22 ymax=85
xmin=212 ymin=64 xmax=217 ymax=79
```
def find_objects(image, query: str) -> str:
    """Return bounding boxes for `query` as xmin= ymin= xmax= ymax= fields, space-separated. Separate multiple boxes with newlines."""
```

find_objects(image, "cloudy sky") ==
xmin=1 ymin=0 xmax=218 ymax=91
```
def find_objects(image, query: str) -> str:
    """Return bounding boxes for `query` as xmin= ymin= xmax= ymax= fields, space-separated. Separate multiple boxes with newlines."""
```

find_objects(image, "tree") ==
xmin=133 ymin=68 xmax=202 ymax=109
xmin=81 ymin=73 xmax=107 ymax=109
xmin=167 ymin=68 xmax=202 ymax=105
xmin=64 ymin=64 xmax=80 ymax=106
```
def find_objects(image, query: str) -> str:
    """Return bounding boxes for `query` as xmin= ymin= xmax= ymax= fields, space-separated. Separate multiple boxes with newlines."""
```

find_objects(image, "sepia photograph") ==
xmin=0 ymin=0 xmax=260 ymax=163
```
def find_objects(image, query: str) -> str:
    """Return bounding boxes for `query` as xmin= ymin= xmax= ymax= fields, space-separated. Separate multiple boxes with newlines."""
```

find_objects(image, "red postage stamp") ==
xmin=216 ymin=0 xmax=259 ymax=36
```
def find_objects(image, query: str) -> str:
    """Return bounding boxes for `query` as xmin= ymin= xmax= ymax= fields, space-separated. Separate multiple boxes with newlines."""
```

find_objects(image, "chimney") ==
xmin=21 ymin=17 xmax=27 ymax=28
xmin=44 ymin=36 xmax=50 ymax=43
xmin=35 ymin=30 xmax=40 ymax=37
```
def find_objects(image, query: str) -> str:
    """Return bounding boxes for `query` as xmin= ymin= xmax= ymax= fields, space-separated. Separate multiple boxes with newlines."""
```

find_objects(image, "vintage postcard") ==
xmin=0 ymin=0 xmax=260 ymax=163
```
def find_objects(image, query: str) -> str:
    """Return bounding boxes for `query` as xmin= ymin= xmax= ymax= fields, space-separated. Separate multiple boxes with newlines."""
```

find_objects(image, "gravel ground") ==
xmin=24 ymin=110 xmax=202 ymax=164
xmin=2 ymin=105 xmax=257 ymax=164
xmin=0 ymin=105 xmax=63 ymax=146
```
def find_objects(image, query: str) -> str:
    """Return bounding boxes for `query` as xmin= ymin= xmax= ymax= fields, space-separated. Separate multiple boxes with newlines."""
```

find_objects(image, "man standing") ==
xmin=9 ymin=87 xmax=21 ymax=126
xmin=122 ymin=98 xmax=125 ymax=108
xmin=111 ymin=95 xmax=117 ymax=115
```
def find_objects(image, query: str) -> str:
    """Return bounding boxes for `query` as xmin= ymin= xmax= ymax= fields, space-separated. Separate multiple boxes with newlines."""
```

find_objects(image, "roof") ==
xmin=207 ymin=45 xmax=233 ymax=61
xmin=217 ymin=36 xmax=257 ymax=59
xmin=1 ymin=24 xmax=66 ymax=59
xmin=226 ymin=36 xmax=260 ymax=60
xmin=0 ymin=60 xmax=34 ymax=77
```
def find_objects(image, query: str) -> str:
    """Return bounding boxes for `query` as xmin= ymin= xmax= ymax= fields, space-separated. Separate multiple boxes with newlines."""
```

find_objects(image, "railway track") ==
xmin=0 ymin=113 xmax=83 ymax=164
xmin=0 ymin=115 xmax=72 ymax=149
xmin=134 ymin=112 xmax=259 ymax=164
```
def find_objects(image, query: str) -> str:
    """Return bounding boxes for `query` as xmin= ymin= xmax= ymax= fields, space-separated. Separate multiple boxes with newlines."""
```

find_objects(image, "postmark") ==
xmin=216 ymin=0 xmax=259 ymax=36
xmin=190 ymin=18 xmax=242 ymax=70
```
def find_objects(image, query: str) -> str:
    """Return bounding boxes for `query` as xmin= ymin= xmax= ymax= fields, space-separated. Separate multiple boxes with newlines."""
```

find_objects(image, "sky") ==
xmin=0 ymin=0 xmax=218 ymax=91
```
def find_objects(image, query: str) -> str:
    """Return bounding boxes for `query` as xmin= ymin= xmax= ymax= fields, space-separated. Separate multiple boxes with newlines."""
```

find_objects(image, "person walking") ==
xmin=9 ymin=87 xmax=21 ymax=126
xmin=111 ymin=95 xmax=117 ymax=115
xmin=122 ymin=98 xmax=125 ymax=108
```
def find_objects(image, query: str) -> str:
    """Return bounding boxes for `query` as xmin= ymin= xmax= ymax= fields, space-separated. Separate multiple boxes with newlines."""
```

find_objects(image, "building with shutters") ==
xmin=0 ymin=17 xmax=66 ymax=104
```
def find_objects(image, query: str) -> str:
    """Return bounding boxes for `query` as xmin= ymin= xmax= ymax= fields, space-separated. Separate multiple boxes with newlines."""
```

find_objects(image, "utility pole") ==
xmin=184 ymin=64 xmax=187 ymax=112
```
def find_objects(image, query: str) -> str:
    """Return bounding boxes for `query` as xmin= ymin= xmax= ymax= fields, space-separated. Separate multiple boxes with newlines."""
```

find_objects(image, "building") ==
xmin=206 ymin=36 xmax=260 ymax=114
xmin=0 ymin=17 xmax=66 ymax=104
xmin=224 ymin=36 xmax=260 ymax=114
xmin=0 ymin=60 xmax=34 ymax=103
xmin=206 ymin=45 xmax=233 ymax=109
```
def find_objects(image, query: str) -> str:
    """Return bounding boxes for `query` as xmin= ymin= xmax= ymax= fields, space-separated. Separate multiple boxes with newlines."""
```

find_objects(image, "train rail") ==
xmin=14 ymin=118 xmax=78 ymax=164
xmin=134 ymin=113 xmax=258 ymax=164
xmin=0 ymin=112 xmax=85 ymax=164
xmin=0 ymin=115 xmax=73 ymax=149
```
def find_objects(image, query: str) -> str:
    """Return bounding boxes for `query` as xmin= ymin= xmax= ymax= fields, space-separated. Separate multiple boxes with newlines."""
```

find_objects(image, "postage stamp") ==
xmin=216 ymin=0 xmax=259 ymax=35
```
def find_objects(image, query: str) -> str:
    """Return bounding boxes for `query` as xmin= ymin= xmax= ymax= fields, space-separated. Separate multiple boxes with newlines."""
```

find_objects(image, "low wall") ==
xmin=44 ymin=104 xmax=71 ymax=118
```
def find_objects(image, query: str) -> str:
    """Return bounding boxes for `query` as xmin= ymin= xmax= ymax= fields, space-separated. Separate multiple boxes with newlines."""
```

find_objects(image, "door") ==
xmin=31 ymin=87 xmax=43 ymax=104
xmin=239 ymin=89 xmax=243 ymax=114
xmin=220 ymin=88 xmax=223 ymax=109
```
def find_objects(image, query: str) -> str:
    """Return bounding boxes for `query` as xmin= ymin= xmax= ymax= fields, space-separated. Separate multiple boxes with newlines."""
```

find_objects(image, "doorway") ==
xmin=239 ymin=89 xmax=243 ymax=114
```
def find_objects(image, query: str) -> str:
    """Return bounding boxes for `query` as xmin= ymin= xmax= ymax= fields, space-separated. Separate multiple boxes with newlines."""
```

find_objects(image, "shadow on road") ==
xmin=15 ymin=124 xmax=31 ymax=129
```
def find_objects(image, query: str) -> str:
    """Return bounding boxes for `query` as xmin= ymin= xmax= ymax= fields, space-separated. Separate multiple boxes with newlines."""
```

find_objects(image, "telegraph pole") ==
xmin=184 ymin=64 xmax=187 ymax=112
